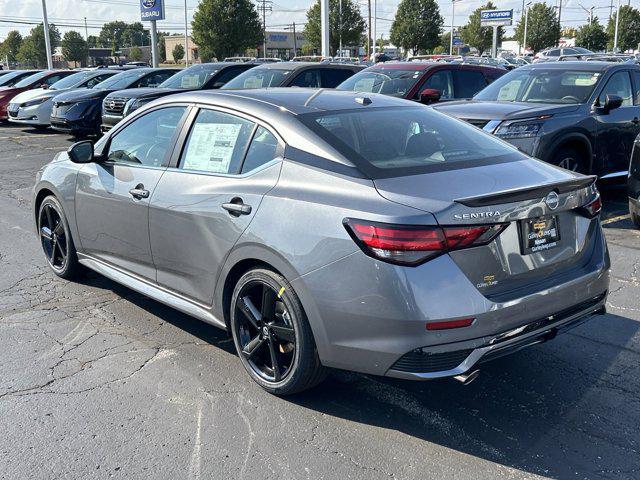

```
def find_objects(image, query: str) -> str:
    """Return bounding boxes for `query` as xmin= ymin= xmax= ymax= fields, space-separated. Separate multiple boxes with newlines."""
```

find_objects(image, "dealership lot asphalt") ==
xmin=0 ymin=123 xmax=638 ymax=480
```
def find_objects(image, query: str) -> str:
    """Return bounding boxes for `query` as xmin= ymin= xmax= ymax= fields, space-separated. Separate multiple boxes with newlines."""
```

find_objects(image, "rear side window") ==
xmin=320 ymin=69 xmax=354 ymax=88
xmin=209 ymin=67 xmax=247 ymax=88
xmin=241 ymin=127 xmax=279 ymax=173
xmin=453 ymin=70 xmax=487 ymax=98
xmin=301 ymin=106 xmax=519 ymax=178
xmin=634 ymin=72 xmax=640 ymax=105
xmin=180 ymin=109 xmax=254 ymax=174
xmin=289 ymin=69 xmax=321 ymax=87
xmin=599 ymin=71 xmax=633 ymax=107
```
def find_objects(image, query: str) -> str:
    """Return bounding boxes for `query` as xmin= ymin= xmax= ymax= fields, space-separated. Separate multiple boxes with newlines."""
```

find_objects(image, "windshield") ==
xmin=337 ymin=69 xmax=423 ymax=97
xmin=14 ymin=71 xmax=50 ymax=88
xmin=0 ymin=71 xmax=35 ymax=87
xmin=474 ymin=68 xmax=601 ymax=104
xmin=94 ymin=70 xmax=147 ymax=90
xmin=159 ymin=64 xmax=219 ymax=89
xmin=222 ymin=68 xmax=292 ymax=89
xmin=50 ymin=71 xmax=92 ymax=90
xmin=301 ymin=107 xmax=519 ymax=177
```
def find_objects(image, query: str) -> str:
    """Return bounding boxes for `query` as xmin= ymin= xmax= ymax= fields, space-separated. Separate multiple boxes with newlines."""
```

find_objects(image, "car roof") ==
xmin=249 ymin=62 xmax=360 ymax=71
xmin=523 ymin=61 xmax=626 ymax=72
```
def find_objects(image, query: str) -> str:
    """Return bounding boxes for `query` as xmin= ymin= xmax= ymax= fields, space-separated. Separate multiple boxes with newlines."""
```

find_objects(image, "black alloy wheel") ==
xmin=235 ymin=280 xmax=296 ymax=382
xmin=39 ymin=202 xmax=68 ymax=272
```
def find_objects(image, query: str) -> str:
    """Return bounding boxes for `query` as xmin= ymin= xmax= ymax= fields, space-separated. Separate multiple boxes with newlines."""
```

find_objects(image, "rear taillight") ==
xmin=579 ymin=193 xmax=602 ymax=219
xmin=344 ymin=219 xmax=507 ymax=266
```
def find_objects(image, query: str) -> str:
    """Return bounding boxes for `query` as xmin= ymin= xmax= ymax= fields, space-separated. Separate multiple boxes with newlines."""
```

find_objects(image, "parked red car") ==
xmin=0 ymin=70 xmax=73 ymax=120
xmin=337 ymin=62 xmax=506 ymax=104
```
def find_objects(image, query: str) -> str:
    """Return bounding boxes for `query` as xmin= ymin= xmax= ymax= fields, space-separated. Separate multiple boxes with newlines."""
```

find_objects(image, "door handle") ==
xmin=222 ymin=198 xmax=252 ymax=216
xmin=129 ymin=184 xmax=150 ymax=199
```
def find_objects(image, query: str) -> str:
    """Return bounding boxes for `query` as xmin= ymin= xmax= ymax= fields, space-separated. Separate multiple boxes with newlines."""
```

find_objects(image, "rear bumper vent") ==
xmin=391 ymin=349 xmax=473 ymax=373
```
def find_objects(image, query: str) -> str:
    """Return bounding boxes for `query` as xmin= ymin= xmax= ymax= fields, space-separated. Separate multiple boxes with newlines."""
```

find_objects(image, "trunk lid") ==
xmin=374 ymin=159 xmax=599 ymax=299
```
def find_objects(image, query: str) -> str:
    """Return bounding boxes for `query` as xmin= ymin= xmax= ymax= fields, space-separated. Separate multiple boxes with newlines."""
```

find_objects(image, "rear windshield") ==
xmin=0 ymin=71 xmax=37 ymax=87
xmin=474 ymin=68 xmax=601 ymax=104
xmin=337 ymin=69 xmax=423 ymax=97
xmin=222 ymin=68 xmax=293 ymax=89
xmin=300 ymin=106 xmax=519 ymax=178
xmin=159 ymin=64 xmax=219 ymax=89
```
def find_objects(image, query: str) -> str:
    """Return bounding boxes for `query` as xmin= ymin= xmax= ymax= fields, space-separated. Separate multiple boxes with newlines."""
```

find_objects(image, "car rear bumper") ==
xmin=293 ymin=220 xmax=610 ymax=378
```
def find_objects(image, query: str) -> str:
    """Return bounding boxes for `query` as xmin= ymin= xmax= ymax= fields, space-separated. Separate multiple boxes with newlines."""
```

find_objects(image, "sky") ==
xmin=0 ymin=0 xmax=627 ymax=43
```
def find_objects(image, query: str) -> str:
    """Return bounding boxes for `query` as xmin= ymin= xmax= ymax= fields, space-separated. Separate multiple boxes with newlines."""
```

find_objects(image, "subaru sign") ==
xmin=140 ymin=0 xmax=165 ymax=21
xmin=480 ymin=9 xmax=513 ymax=27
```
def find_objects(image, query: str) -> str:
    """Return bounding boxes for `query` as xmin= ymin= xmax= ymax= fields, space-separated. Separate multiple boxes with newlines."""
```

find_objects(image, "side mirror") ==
xmin=601 ymin=94 xmax=623 ymax=114
xmin=68 ymin=141 xmax=94 ymax=164
xmin=419 ymin=88 xmax=441 ymax=104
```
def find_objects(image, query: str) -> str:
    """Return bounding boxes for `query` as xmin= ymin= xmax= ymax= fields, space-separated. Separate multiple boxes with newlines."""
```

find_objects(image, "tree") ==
xmin=157 ymin=31 xmax=170 ymax=62
xmin=98 ymin=20 xmax=129 ymax=55
xmin=61 ymin=31 xmax=88 ymax=65
xmin=606 ymin=5 xmax=640 ymax=52
xmin=304 ymin=0 xmax=366 ymax=55
xmin=172 ymin=44 xmax=185 ymax=63
xmin=576 ymin=19 xmax=608 ymax=52
xmin=390 ymin=0 xmax=443 ymax=56
xmin=129 ymin=46 xmax=143 ymax=61
xmin=513 ymin=3 xmax=560 ymax=53
xmin=122 ymin=22 xmax=150 ymax=47
xmin=17 ymin=23 xmax=61 ymax=68
xmin=460 ymin=2 xmax=504 ymax=55
xmin=1 ymin=31 xmax=23 ymax=63
xmin=191 ymin=0 xmax=262 ymax=60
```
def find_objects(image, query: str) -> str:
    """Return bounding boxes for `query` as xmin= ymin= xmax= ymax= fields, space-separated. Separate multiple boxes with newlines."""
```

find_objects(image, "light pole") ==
xmin=41 ymin=0 xmax=53 ymax=69
xmin=523 ymin=2 xmax=531 ymax=56
xmin=321 ymin=0 xmax=329 ymax=57
xmin=372 ymin=0 xmax=377 ymax=62
xmin=184 ymin=0 xmax=189 ymax=66
xmin=339 ymin=0 xmax=342 ymax=58
xmin=613 ymin=0 xmax=621 ymax=52
xmin=449 ymin=0 xmax=456 ymax=56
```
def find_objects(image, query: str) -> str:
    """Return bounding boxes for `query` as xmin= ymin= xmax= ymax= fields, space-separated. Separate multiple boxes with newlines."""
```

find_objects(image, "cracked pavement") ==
xmin=0 ymin=124 xmax=639 ymax=480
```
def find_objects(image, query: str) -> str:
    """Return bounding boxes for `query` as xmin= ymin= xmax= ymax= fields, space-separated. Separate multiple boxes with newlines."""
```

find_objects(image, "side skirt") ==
xmin=78 ymin=254 xmax=227 ymax=330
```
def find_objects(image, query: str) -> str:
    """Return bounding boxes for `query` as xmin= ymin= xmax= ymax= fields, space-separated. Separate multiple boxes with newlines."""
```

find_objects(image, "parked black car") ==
xmin=629 ymin=135 xmax=640 ymax=227
xmin=435 ymin=61 xmax=640 ymax=178
xmin=101 ymin=62 xmax=257 ymax=132
xmin=50 ymin=67 xmax=179 ymax=136
xmin=221 ymin=62 xmax=364 ymax=90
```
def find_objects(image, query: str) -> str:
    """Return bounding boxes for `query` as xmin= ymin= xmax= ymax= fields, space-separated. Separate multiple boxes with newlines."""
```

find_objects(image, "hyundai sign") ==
xmin=140 ymin=0 xmax=165 ymax=21
xmin=480 ymin=9 xmax=513 ymax=27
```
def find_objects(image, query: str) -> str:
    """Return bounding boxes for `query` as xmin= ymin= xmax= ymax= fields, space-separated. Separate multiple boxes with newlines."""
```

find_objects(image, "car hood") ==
xmin=434 ymin=100 xmax=581 ymax=121
xmin=11 ymin=88 xmax=54 ymax=104
xmin=54 ymin=88 xmax=109 ymax=103
xmin=105 ymin=87 xmax=180 ymax=100
xmin=374 ymin=156 xmax=586 ymax=220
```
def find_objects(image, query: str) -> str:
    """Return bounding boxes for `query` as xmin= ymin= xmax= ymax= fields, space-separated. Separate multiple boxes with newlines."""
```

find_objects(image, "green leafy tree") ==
xmin=390 ymin=0 xmax=443 ymax=56
xmin=158 ymin=31 xmax=170 ymax=62
xmin=606 ymin=5 xmax=640 ymax=52
xmin=87 ymin=35 xmax=99 ymax=48
xmin=191 ymin=0 xmax=262 ymax=61
xmin=98 ymin=20 xmax=129 ymax=55
xmin=129 ymin=46 xmax=143 ymax=61
xmin=513 ymin=3 xmax=560 ymax=53
xmin=61 ymin=30 xmax=88 ymax=65
xmin=304 ymin=0 xmax=366 ymax=55
xmin=172 ymin=44 xmax=185 ymax=63
xmin=122 ymin=22 xmax=150 ymax=47
xmin=1 ymin=30 xmax=23 ymax=62
xmin=575 ymin=19 xmax=608 ymax=52
xmin=17 ymin=23 xmax=61 ymax=68
xmin=460 ymin=2 xmax=504 ymax=55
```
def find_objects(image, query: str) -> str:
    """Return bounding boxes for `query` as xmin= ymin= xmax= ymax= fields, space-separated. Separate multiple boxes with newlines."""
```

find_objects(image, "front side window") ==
xmin=159 ymin=65 xmax=219 ymax=89
xmin=453 ymin=70 xmax=487 ymax=98
xmin=180 ymin=109 xmax=255 ymax=174
xmin=420 ymin=70 xmax=453 ymax=100
xmin=289 ymin=69 xmax=322 ymax=88
xmin=301 ymin=106 xmax=519 ymax=177
xmin=320 ymin=69 xmax=354 ymax=88
xmin=222 ymin=68 xmax=293 ymax=89
xmin=475 ymin=69 xmax=601 ymax=104
xmin=138 ymin=71 xmax=176 ymax=88
xmin=107 ymin=107 xmax=186 ymax=167
xmin=598 ymin=71 xmax=633 ymax=107
xmin=339 ymin=69 xmax=423 ymax=97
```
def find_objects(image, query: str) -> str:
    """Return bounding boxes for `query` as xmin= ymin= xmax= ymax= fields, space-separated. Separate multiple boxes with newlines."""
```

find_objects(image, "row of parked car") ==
xmin=3 ymin=59 xmax=640 ymax=226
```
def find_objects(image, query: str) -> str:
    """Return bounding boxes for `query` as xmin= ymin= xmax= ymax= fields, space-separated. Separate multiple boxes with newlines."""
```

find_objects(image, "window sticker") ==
xmin=183 ymin=123 xmax=242 ymax=173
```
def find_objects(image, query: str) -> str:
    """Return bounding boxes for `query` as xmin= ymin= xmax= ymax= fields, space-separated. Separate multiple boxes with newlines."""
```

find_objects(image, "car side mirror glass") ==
xmin=420 ymin=88 xmax=441 ymax=104
xmin=68 ymin=141 xmax=94 ymax=164
xmin=603 ymin=94 xmax=623 ymax=113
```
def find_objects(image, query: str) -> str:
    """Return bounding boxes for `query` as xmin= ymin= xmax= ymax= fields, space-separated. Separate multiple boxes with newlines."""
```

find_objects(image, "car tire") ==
xmin=230 ymin=268 xmax=327 ymax=395
xmin=631 ymin=201 xmax=640 ymax=228
xmin=552 ymin=146 xmax=585 ymax=173
xmin=37 ymin=195 xmax=82 ymax=280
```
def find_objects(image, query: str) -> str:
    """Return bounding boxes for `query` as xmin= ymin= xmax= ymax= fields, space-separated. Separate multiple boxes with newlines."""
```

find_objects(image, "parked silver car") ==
xmin=33 ymin=89 xmax=609 ymax=394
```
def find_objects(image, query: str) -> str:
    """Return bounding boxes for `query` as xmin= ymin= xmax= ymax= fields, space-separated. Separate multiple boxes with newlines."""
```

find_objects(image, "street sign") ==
xmin=480 ymin=9 xmax=513 ymax=27
xmin=453 ymin=37 xmax=464 ymax=46
xmin=140 ymin=0 xmax=165 ymax=21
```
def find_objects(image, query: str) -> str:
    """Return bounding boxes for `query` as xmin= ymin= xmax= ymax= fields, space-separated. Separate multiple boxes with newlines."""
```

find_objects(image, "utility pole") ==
xmin=523 ymin=2 xmax=531 ymax=56
xmin=293 ymin=22 xmax=297 ymax=58
xmin=321 ymin=0 xmax=329 ymax=57
xmin=367 ymin=0 xmax=371 ymax=59
xmin=41 ymin=0 xmax=53 ymax=69
xmin=450 ymin=0 xmax=454 ymax=55
xmin=609 ymin=0 xmax=614 ymax=24
xmin=519 ymin=0 xmax=525 ymax=54
xmin=84 ymin=17 xmax=89 ymax=39
xmin=257 ymin=0 xmax=272 ymax=57
xmin=614 ymin=0 xmax=621 ymax=52
xmin=339 ymin=0 xmax=343 ymax=58
xmin=557 ymin=0 xmax=562 ymax=46
xmin=184 ymin=0 xmax=189 ymax=67
xmin=372 ymin=0 xmax=377 ymax=62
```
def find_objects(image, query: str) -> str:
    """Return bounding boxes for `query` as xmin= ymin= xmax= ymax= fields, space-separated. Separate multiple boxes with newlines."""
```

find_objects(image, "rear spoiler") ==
xmin=455 ymin=176 xmax=597 ymax=207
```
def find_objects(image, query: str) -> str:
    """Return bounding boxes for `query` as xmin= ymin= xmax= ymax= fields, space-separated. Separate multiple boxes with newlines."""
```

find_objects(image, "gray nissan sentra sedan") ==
xmin=33 ymin=89 xmax=610 ymax=394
